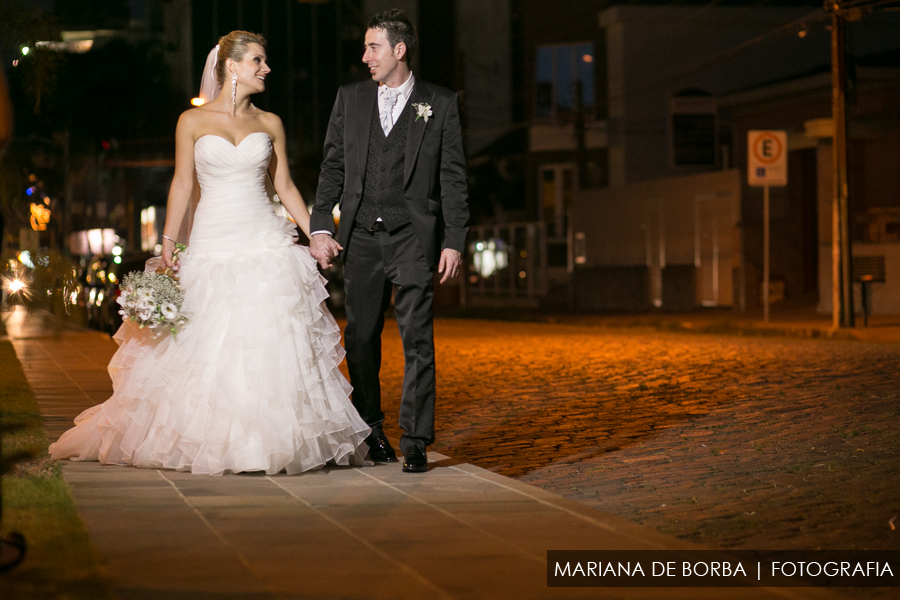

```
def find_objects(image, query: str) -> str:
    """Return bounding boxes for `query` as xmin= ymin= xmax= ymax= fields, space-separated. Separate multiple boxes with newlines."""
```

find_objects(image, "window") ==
xmin=669 ymin=89 xmax=716 ymax=166
xmin=535 ymin=43 xmax=594 ymax=120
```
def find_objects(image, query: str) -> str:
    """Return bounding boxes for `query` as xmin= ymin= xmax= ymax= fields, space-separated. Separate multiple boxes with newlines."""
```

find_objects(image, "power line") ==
xmin=615 ymin=6 xmax=830 ymax=101
xmin=840 ymin=0 xmax=900 ymax=10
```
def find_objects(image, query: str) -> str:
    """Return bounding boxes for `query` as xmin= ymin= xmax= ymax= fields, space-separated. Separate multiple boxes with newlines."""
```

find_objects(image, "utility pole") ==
xmin=828 ymin=0 xmax=854 ymax=327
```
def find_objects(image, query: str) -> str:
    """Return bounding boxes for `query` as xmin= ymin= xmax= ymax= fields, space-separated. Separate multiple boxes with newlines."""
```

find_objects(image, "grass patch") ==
xmin=0 ymin=340 xmax=114 ymax=600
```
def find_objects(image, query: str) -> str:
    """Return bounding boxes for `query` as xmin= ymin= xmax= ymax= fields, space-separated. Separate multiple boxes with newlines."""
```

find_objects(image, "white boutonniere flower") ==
xmin=413 ymin=102 xmax=433 ymax=123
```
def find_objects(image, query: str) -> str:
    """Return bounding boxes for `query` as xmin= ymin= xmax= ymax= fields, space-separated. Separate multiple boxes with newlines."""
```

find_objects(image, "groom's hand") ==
xmin=438 ymin=248 xmax=462 ymax=284
xmin=310 ymin=233 xmax=343 ymax=269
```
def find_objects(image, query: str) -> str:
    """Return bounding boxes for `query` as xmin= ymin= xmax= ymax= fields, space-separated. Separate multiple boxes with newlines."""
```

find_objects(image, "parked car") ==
xmin=80 ymin=251 xmax=153 ymax=334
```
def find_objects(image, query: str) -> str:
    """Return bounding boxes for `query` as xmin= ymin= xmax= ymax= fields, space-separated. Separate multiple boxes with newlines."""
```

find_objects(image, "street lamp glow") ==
xmin=191 ymin=97 xmax=205 ymax=106
xmin=21 ymin=46 xmax=30 ymax=56
xmin=3 ymin=274 xmax=31 ymax=299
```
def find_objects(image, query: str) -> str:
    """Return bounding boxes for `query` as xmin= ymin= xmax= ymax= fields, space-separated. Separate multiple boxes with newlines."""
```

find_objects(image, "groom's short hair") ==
xmin=369 ymin=9 xmax=417 ymax=62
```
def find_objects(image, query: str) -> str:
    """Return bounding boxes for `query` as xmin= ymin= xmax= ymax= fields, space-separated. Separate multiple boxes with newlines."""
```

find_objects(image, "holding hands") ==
xmin=311 ymin=232 xmax=461 ymax=284
xmin=310 ymin=233 xmax=344 ymax=269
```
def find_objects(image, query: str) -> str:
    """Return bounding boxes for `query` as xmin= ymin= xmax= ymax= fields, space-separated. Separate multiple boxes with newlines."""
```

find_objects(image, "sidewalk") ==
xmin=3 ymin=307 xmax=844 ymax=600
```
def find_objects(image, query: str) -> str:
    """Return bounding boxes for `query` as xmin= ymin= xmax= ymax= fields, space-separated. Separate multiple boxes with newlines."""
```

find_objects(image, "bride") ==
xmin=50 ymin=31 xmax=371 ymax=476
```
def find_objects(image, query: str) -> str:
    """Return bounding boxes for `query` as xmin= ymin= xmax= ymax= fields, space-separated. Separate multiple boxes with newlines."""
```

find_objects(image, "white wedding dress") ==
xmin=50 ymin=132 xmax=371 ymax=475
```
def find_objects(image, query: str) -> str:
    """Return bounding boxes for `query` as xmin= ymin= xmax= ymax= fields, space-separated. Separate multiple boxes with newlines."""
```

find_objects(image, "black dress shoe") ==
xmin=402 ymin=447 xmax=428 ymax=473
xmin=367 ymin=436 xmax=398 ymax=463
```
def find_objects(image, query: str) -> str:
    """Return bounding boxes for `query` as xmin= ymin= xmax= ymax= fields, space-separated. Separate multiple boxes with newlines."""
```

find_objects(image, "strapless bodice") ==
xmin=194 ymin=132 xmax=271 ymax=192
xmin=190 ymin=132 xmax=296 ymax=254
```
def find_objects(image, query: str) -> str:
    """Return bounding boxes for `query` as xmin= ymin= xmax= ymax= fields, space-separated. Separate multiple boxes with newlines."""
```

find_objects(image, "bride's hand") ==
xmin=162 ymin=237 xmax=178 ymax=270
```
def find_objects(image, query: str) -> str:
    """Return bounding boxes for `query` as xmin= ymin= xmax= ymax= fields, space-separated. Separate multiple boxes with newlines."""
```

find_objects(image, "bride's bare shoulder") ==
xmin=255 ymin=108 xmax=281 ymax=125
xmin=176 ymin=106 xmax=208 ymax=132
xmin=256 ymin=110 xmax=285 ymax=136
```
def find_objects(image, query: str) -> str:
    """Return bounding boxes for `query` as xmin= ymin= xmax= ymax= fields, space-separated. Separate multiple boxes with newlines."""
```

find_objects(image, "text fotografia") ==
xmin=546 ymin=551 xmax=900 ymax=588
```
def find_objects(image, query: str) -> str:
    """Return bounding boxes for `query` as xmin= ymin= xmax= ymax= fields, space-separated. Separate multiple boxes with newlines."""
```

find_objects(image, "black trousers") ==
xmin=343 ymin=223 xmax=435 ymax=454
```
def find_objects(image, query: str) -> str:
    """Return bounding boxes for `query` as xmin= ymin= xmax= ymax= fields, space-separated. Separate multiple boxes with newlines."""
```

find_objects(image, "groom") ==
xmin=310 ymin=9 xmax=469 ymax=473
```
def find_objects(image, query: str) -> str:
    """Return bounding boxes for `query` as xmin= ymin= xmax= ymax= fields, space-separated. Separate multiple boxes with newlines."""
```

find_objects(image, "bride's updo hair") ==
xmin=216 ymin=31 xmax=267 ymax=86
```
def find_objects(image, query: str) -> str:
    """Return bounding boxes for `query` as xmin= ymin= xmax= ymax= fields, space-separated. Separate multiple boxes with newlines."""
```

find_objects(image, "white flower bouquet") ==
xmin=117 ymin=249 xmax=187 ymax=336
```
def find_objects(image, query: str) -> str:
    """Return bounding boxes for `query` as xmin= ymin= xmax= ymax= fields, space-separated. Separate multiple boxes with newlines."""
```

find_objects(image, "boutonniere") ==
xmin=412 ymin=102 xmax=433 ymax=123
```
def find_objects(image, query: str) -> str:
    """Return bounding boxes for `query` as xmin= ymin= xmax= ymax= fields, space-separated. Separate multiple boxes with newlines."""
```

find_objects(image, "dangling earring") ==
xmin=231 ymin=72 xmax=237 ymax=105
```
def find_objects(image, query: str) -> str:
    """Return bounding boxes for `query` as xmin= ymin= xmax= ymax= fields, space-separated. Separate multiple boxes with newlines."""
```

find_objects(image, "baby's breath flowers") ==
xmin=117 ymin=245 xmax=188 ymax=336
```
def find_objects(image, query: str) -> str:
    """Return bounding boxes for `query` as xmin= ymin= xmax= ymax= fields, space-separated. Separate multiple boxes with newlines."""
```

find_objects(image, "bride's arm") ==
xmin=162 ymin=111 xmax=198 ymax=268
xmin=267 ymin=114 xmax=312 ymax=238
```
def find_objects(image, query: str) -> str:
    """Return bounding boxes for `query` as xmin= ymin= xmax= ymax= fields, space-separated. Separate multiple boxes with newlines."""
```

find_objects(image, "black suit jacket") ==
xmin=311 ymin=78 xmax=469 ymax=268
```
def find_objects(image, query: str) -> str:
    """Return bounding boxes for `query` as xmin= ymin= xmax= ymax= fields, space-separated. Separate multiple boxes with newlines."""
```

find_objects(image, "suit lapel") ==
xmin=404 ymin=80 xmax=435 ymax=188
xmin=356 ymin=81 xmax=378 ymax=185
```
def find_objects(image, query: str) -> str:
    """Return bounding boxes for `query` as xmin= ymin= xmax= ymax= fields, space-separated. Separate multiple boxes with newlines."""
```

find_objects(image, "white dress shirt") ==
xmin=311 ymin=73 xmax=416 ymax=237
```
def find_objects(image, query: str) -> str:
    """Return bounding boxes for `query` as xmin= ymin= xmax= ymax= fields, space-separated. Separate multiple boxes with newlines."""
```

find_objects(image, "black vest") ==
xmin=355 ymin=98 xmax=412 ymax=231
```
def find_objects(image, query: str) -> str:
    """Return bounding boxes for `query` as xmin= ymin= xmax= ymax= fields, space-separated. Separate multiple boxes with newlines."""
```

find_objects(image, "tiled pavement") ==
xmin=0 ymin=305 xmax=848 ymax=599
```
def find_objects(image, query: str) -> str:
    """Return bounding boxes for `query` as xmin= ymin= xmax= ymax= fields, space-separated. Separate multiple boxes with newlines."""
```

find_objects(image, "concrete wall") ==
xmin=854 ymin=244 xmax=900 ymax=317
xmin=572 ymin=169 xmax=741 ymax=310
xmin=573 ymin=266 xmax=651 ymax=312
xmin=820 ymin=244 xmax=900 ymax=317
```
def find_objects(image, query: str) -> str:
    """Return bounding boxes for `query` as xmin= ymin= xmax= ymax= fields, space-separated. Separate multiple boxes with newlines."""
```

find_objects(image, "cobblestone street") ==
xmin=372 ymin=319 xmax=900 ymax=554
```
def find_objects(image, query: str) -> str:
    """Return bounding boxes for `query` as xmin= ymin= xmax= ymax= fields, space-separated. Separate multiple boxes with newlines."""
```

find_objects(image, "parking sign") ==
xmin=748 ymin=130 xmax=787 ymax=187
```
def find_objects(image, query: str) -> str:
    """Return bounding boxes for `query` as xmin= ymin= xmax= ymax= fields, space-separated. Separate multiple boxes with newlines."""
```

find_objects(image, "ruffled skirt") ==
xmin=49 ymin=236 xmax=370 ymax=476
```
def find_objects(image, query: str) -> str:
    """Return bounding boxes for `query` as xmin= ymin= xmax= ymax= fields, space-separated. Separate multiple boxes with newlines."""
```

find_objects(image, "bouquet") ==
xmin=117 ymin=246 xmax=188 ymax=336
